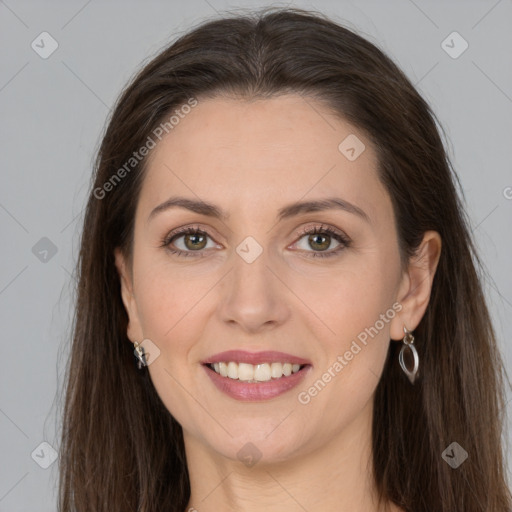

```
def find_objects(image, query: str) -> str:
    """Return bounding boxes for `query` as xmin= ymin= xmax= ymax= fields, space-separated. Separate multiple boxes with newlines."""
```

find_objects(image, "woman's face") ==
xmin=116 ymin=93 xmax=415 ymax=465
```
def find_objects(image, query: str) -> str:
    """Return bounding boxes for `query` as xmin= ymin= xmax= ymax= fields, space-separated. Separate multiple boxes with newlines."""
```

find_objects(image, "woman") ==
xmin=58 ymin=6 xmax=512 ymax=512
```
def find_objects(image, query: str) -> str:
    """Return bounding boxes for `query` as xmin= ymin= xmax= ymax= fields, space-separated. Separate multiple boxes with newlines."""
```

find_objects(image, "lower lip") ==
xmin=203 ymin=364 xmax=312 ymax=401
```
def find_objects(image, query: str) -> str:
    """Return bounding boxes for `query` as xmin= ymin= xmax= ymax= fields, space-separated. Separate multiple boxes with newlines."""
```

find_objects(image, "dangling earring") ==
xmin=133 ymin=341 xmax=147 ymax=370
xmin=399 ymin=326 xmax=419 ymax=384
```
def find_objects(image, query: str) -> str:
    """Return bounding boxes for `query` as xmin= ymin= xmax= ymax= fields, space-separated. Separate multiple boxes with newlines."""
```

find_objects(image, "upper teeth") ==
xmin=211 ymin=362 xmax=302 ymax=381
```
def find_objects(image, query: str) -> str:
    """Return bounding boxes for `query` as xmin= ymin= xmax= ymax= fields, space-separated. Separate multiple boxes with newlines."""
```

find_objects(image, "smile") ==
xmin=207 ymin=361 xmax=304 ymax=382
xmin=202 ymin=362 xmax=311 ymax=401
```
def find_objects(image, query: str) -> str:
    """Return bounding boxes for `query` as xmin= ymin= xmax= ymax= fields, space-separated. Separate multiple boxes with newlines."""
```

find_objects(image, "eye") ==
xmin=291 ymin=224 xmax=351 ymax=258
xmin=160 ymin=223 xmax=351 ymax=259
xmin=161 ymin=226 xmax=219 ymax=257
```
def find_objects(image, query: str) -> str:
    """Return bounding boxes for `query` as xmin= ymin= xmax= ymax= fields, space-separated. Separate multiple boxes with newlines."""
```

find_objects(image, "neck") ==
xmin=183 ymin=399 xmax=395 ymax=512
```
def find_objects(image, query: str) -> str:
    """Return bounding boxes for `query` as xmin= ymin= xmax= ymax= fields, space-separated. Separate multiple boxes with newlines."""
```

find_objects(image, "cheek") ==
xmin=132 ymin=254 xmax=215 ymax=342
xmin=292 ymin=253 xmax=400 ymax=412
xmin=132 ymin=262 xmax=212 ymax=424
xmin=134 ymin=274 xmax=177 ymax=340
xmin=294 ymin=257 xmax=398 ymax=342
xmin=297 ymin=265 xmax=397 ymax=425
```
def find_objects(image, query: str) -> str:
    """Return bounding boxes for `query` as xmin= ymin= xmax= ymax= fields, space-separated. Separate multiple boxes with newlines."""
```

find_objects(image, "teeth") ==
xmin=227 ymin=362 xmax=238 ymax=379
xmin=210 ymin=362 xmax=303 ymax=381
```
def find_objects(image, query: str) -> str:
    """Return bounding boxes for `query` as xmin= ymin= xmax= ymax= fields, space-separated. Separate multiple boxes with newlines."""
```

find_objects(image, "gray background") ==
xmin=1 ymin=0 xmax=511 ymax=510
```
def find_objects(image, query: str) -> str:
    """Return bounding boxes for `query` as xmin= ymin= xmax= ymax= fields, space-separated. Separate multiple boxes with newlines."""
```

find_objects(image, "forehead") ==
xmin=138 ymin=94 xmax=388 ymax=223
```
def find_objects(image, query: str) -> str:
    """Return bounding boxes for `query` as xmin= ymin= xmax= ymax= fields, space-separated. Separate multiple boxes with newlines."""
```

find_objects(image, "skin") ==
xmin=115 ymin=93 xmax=441 ymax=512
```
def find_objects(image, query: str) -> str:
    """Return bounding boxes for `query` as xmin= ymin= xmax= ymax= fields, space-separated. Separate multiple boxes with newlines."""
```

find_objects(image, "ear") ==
xmin=114 ymin=248 xmax=144 ymax=343
xmin=390 ymin=230 xmax=442 ymax=340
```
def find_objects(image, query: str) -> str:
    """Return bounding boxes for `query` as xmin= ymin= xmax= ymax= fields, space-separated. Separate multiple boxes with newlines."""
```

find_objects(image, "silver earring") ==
xmin=399 ymin=326 xmax=419 ymax=384
xmin=133 ymin=341 xmax=147 ymax=370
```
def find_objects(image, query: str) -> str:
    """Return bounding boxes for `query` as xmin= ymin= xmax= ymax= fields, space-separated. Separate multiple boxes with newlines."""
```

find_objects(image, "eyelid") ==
xmin=288 ymin=223 xmax=351 ymax=258
xmin=292 ymin=222 xmax=350 ymax=242
xmin=161 ymin=222 xmax=351 ymax=258
xmin=161 ymin=224 xmax=221 ymax=246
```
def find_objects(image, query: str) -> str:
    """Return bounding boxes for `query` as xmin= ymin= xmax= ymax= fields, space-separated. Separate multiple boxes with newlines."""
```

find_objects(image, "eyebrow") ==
xmin=147 ymin=196 xmax=370 ymax=224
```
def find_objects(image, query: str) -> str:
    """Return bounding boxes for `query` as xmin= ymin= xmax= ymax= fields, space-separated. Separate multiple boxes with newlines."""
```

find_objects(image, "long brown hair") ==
xmin=57 ymin=6 xmax=512 ymax=511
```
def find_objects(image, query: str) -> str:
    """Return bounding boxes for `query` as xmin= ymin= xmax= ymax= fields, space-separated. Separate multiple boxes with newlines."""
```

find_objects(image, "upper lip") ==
xmin=202 ymin=350 xmax=312 ymax=366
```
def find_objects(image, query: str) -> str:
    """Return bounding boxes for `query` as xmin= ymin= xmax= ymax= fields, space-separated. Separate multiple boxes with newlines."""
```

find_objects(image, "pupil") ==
xmin=310 ymin=234 xmax=329 ymax=251
xmin=185 ymin=233 xmax=206 ymax=250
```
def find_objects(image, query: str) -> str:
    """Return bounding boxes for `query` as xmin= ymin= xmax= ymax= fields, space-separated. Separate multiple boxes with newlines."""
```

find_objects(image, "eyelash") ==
xmin=160 ymin=224 xmax=351 ymax=259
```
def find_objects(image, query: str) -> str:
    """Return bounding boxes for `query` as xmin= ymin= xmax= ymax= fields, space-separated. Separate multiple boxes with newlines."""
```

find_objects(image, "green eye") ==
xmin=161 ymin=224 xmax=351 ymax=259
xmin=162 ymin=227 xmax=215 ymax=258
xmin=293 ymin=225 xmax=351 ymax=258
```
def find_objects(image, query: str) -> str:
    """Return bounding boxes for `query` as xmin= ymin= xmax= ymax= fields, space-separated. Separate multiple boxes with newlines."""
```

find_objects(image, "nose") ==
xmin=217 ymin=246 xmax=291 ymax=334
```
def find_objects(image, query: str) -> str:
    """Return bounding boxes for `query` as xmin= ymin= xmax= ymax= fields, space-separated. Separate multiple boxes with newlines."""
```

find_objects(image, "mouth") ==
xmin=203 ymin=361 xmax=310 ymax=382
xmin=201 ymin=350 xmax=312 ymax=400
xmin=201 ymin=352 xmax=313 ymax=401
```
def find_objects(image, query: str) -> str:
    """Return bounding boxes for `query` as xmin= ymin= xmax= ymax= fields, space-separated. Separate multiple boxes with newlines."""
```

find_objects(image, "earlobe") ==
xmin=390 ymin=230 xmax=442 ymax=340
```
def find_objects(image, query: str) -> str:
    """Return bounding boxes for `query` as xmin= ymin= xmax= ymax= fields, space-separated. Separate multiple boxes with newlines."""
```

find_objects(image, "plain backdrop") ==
xmin=0 ymin=1 xmax=511 ymax=510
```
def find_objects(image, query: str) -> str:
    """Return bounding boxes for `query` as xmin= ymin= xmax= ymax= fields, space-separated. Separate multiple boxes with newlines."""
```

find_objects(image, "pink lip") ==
xmin=203 ymin=364 xmax=312 ymax=401
xmin=202 ymin=350 xmax=311 ymax=366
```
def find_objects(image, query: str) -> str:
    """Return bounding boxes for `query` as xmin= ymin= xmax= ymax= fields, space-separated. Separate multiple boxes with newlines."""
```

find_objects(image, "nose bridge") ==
xmin=218 ymin=238 xmax=289 ymax=331
xmin=233 ymin=241 xmax=273 ymax=293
